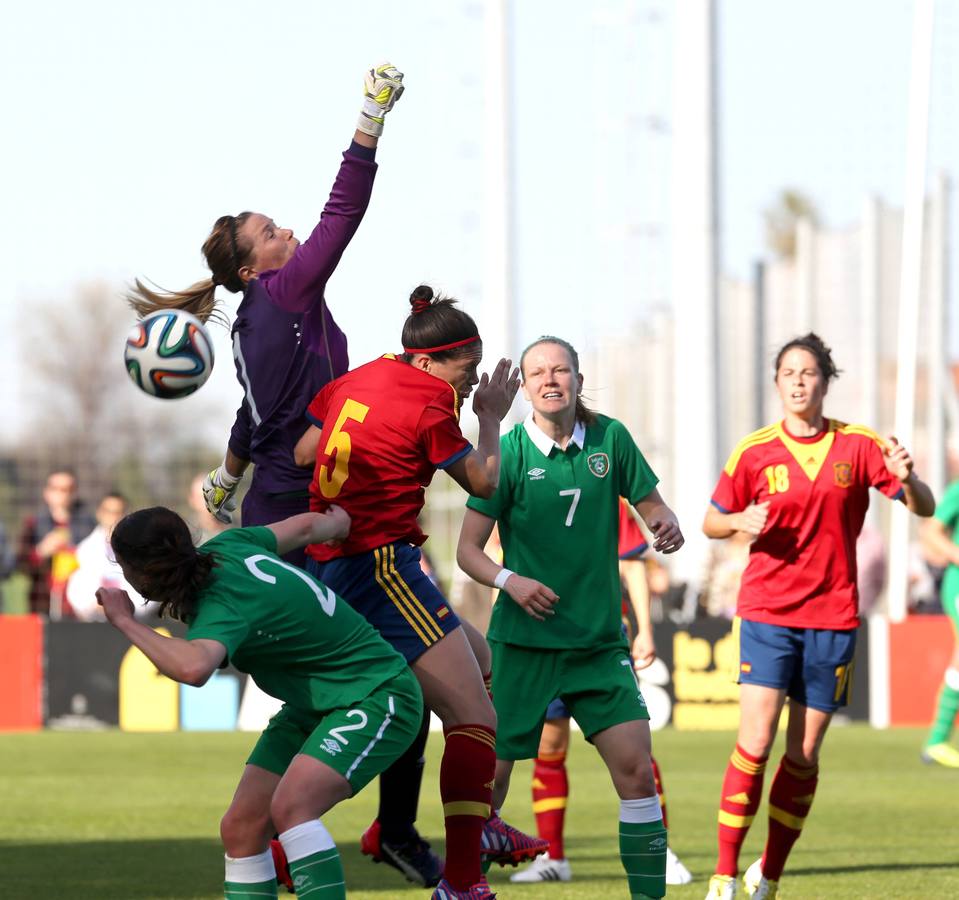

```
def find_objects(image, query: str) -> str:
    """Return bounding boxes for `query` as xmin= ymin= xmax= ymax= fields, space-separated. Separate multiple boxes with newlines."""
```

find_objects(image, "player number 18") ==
xmin=763 ymin=464 xmax=790 ymax=495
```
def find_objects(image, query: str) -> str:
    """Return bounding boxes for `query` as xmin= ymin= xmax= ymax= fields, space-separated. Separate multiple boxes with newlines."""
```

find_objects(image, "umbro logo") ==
xmin=527 ymin=467 xmax=546 ymax=480
xmin=320 ymin=738 xmax=342 ymax=755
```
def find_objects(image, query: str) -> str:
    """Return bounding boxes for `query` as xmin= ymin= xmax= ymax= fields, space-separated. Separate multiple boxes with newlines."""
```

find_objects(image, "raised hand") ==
xmin=471 ymin=358 xmax=520 ymax=422
xmin=357 ymin=62 xmax=405 ymax=137
xmin=883 ymin=435 xmax=915 ymax=483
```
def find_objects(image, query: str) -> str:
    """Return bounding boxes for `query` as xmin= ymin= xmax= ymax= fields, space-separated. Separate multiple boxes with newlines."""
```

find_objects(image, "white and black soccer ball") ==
xmin=124 ymin=309 xmax=215 ymax=400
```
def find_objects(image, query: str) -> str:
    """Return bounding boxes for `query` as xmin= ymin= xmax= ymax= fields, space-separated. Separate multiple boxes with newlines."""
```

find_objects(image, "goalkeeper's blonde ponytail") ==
xmin=125 ymin=212 xmax=255 ymax=327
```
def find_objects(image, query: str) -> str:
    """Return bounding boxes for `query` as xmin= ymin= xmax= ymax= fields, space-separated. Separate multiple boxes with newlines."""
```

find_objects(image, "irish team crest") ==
xmin=587 ymin=452 xmax=610 ymax=478
xmin=833 ymin=461 xmax=853 ymax=487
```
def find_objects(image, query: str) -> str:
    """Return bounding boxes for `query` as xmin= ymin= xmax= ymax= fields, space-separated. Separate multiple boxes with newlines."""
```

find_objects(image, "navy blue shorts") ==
xmin=735 ymin=616 xmax=857 ymax=713
xmin=307 ymin=543 xmax=461 ymax=663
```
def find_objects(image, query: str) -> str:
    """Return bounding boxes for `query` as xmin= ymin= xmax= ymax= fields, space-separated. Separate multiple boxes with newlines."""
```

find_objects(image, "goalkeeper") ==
xmin=127 ymin=62 xmax=405 ymax=570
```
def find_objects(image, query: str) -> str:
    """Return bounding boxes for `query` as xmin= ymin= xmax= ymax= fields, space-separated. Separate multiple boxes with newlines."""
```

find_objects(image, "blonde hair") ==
xmin=125 ymin=212 xmax=254 ymax=326
xmin=520 ymin=335 xmax=597 ymax=426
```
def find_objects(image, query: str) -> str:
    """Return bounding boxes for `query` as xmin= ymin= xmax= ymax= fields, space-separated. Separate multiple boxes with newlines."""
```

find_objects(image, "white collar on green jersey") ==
xmin=523 ymin=413 xmax=586 ymax=454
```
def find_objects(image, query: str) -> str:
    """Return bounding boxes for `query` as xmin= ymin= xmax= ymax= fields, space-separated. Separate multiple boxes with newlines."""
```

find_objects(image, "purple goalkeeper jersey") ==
xmin=227 ymin=146 xmax=376 ymax=494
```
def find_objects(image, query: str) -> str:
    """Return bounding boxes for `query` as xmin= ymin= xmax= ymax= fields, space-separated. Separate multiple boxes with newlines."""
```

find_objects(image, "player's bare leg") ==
xmin=593 ymin=719 xmax=666 ymax=899
xmin=221 ymin=765 xmax=282 ymax=899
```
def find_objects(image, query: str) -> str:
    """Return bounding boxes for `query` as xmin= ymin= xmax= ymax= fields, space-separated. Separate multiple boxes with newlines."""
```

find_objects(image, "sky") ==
xmin=1 ymin=0 xmax=956 ymax=445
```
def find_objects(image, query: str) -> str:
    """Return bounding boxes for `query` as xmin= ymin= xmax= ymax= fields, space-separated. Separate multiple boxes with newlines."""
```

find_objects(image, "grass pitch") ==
xmin=1 ymin=726 xmax=956 ymax=899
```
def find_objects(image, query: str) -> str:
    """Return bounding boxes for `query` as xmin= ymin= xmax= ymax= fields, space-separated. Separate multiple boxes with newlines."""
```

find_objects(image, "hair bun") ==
xmin=410 ymin=285 xmax=434 ymax=315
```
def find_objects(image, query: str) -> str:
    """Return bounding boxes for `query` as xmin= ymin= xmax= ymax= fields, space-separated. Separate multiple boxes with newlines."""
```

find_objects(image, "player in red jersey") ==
xmin=293 ymin=285 xmax=547 ymax=900
xmin=701 ymin=333 xmax=935 ymax=900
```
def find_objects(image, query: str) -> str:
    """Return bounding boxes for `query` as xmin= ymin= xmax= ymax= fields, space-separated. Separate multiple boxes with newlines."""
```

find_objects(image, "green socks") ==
xmin=926 ymin=668 xmax=959 ymax=747
xmin=619 ymin=796 xmax=667 ymax=899
xmin=279 ymin=820 xmax=346 ymax=899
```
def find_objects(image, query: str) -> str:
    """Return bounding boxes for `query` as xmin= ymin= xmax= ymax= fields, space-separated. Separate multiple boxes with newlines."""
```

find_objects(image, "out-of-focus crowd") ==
xmin=0 ymin=468 xmax=228 ymax=620
xmin=0 ymin=469 xmax=947 ymax=623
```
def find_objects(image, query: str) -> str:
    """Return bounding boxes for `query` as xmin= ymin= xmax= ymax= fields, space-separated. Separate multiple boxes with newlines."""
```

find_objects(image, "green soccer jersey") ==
xmin=186 ymin=527 xmax=408 ymax=713
xmin=934 ymin=480 xmax=959 ymax=609
xmin=467 ymin=414 xmax=658 ymax=649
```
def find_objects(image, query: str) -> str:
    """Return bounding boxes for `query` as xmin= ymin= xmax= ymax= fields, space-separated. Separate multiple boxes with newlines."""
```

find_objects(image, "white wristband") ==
xmin=493 ymin=568 xmax=514 ymax=590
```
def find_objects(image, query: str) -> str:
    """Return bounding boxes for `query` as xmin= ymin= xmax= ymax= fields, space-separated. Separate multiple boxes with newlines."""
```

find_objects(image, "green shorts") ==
xmin=489 ymin=639 xmax=649 ymax=760
xmin=247 ymin=667 xmax=423 ymax=794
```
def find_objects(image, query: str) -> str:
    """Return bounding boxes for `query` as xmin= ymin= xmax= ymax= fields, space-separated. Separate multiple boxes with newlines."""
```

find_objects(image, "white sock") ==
xmin=620 ymin=795 xmax=663 ymax=824
xmin=224 ymin=848 xmax=275 ymax=883
xmin=278 ymin=819 xmax=336 ymax=863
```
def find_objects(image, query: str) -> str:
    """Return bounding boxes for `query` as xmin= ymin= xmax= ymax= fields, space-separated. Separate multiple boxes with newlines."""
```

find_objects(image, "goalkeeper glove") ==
xmin=202 ymin=463 xmax=241 ymax=525
xmin=357 ymin=62 xmax=405 ymax=137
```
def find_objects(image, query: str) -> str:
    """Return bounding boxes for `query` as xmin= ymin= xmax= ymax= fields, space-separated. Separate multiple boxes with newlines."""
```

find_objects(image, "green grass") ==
xmin=1 ymin=726 xmax=956 ymax=899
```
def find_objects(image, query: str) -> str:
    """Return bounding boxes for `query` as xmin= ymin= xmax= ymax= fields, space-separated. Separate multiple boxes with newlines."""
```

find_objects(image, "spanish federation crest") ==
xmin=833 ymin=461 xmax=853 ymax=487
xmin=587 ymin=452 xmax=610 ymax=478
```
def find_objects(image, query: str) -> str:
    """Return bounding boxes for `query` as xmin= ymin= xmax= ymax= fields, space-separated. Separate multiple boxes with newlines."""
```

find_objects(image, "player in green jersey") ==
xmin=456 ymin=335 xmax=684 ymax=900
xmin=920 ymin=479 xmax=959 ymax=767
xmin=97 ymin=505 xmax=423 ymax=900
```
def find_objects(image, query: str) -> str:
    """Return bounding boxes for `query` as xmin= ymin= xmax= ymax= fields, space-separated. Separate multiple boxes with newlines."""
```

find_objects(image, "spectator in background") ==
xmin=16 ymin=469 xmax=95 ymax=618
xmin=66 ymin=492 xmax=154 ymax=621
xmin=0 ymin=519 xmax=15 ymax=611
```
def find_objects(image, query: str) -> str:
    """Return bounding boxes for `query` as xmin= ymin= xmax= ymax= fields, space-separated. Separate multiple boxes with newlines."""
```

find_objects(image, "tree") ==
xmin=764 ymin=189 xmax=819 ymax=259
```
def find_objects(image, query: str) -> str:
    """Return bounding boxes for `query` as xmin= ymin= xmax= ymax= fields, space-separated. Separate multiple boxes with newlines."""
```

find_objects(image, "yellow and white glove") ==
xmin=357 ymin=62 xmax=405 ymax=137
xmin=202 ymin=463 xmax=241 ymax=525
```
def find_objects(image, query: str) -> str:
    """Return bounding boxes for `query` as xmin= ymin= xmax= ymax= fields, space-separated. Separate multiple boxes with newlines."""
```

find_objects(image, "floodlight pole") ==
xmin=483 ymin=0 xmax=516 ymax=387
xmin=670 ymin=0 xmax=720 ymax=608
xmin=887 ymin=0 xmax=935 ymax=623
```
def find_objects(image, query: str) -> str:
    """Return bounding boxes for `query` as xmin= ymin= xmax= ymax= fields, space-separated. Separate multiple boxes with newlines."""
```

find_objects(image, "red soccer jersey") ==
xmin=618 ymin=499 xmax=649 ymax=560
xmin=710 ymin=419 xmax=904 ymax=629
xmin=305 ymin=355 xmax=471 ymax=562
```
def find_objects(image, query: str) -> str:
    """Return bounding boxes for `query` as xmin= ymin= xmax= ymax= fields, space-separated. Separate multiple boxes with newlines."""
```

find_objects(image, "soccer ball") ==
xmin=124 ymin=309 xmax=215 ymax=399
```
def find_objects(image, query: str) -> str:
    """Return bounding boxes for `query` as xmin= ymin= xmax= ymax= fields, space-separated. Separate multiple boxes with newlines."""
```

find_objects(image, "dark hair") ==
xmin=520 ymin=335 xmax=597 ymax=426
xmin=774 ymin=332 xmax=841 ymax=383
xmin=125 ymin=212 xmax=255 ymax=326
xmin=400 ymin=285 xmax=482 ymax=363
xmin=99 ymin=490 xmax=128 ymax=505
xmin=110 ymin=506 xmax=218 ymax=622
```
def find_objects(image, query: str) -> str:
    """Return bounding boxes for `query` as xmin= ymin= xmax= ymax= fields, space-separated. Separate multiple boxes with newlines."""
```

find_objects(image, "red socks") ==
xmin=762 ymin=755 xmax=818 ymax=880
xmin=531 ymin=750 xmax=569 ymax=859
xmin=650 ymin=755 xmax=669 ymax=829
xmin=716 ymin=744 xmax=768 ymax=877
xmin=440 ymin=724 xmax=496 ymax=889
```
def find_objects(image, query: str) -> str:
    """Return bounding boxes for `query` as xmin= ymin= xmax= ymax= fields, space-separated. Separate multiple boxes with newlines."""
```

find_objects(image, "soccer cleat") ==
xmin=360 ymin=818 xmax=443 ymax=887
xmin=509 ymin=851 xmax=572 ymax=883
xmin=743 ymin=859 xmax=778 ymax=898
xmin=920 ymin=742 xmax=959 ymax=768
xmin=705 ymin=873 xmax=738 ymax=900
xmin=666 ymin=845 xmax=693 ymax=885
xmin=480 ymin=814 xmax=550 ymax=867
xmin=270 ymin=838 xmax=294 ymax=894
xmin=431 ymin=876 xmax=497 ymax=899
